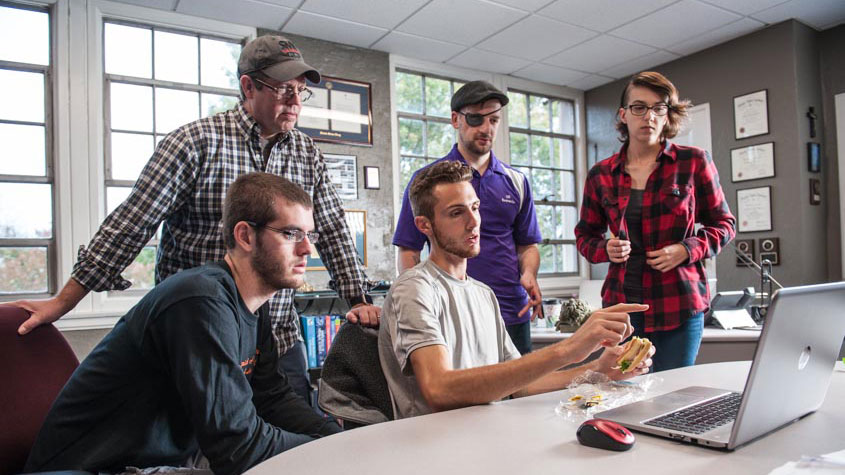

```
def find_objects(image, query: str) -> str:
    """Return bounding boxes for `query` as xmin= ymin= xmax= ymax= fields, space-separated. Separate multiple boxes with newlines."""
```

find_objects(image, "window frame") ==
xmin=0 ymin=0 xmax=254 ymax=329
xmin=0 ymin=1 xmax=56 ymax=299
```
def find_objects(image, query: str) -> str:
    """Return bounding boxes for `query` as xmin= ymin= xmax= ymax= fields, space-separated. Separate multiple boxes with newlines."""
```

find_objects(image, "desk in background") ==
xmin=532 ymin=327 xmax=760 ymax=364
xmin=245 ymin=361 xmax=845 ymax=475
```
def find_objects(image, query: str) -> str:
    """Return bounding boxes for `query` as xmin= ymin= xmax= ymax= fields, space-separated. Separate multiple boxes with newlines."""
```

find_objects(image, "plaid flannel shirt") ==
xmin=72 ymin=103 xmax=369 ymax=353
xmin=575 ymin=142 xmax=736 ymax=332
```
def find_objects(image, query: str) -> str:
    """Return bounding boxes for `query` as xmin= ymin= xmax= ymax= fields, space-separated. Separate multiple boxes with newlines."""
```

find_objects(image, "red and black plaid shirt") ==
xmin=575 ymin=142 xmax=736 ymax=332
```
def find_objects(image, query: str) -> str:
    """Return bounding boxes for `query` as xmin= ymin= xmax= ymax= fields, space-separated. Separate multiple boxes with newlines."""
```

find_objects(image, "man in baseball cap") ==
xmin=238 ymin=34 xmax=321 ymax=84
xmin=393 ymin=80 xmax=544 ymax=355
xmin=12 ymin=32 xmax=381 ymax=415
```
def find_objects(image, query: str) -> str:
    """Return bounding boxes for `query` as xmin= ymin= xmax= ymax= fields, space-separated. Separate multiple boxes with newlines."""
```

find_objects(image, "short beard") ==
xmin=251 ymin=236 xmax=302 ymax=291
xmin=431 ymin=221 xmax=479 ymax=259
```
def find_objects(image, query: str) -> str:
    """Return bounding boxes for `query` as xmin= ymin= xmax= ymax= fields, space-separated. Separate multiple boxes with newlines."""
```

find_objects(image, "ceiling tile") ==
xmin=543 ymin=35 xmax=655 ymax=73
xmin=258 ymin=0 xmax=303 ymax=7
xmin=697 ymin=0 xmax=789 ymax=16
xmin=511 ymin=63 xmax=588 ymax=85
xmin=283 ymin=11 xmax=387 ymax=48
xmin=750 ymin=0 xmax=845 ymax=30
xmin=609 ymin=0 xmax=742 ymax=49
xmin=477 ymin=15 xmax=597 ymax=61
xmin=446 ymin=48 xmax=531 ymax=74
xmin=299 ymin=0 xmax=428 ymax=29
xmin=567 ymin=74 xmax=616 ymax=91
xmin=487 ymin=0 xmax=556 ymax=12
xmin=177 ymin=0 xmax=292 ymax=30
xmin=538 ymin=0 xmax=676 ymax=32
xmin=667 ymin=17 xmax=766 ymax=55
xmin=600 ymin=50 xmax=681 ymax=79
xmin=112 ymin=0 xmax=177 ymax=10
xmin=397 ymin=0 xmax=527 ymax=46
xmin=371 ymin=32 xmax=467 ymax=63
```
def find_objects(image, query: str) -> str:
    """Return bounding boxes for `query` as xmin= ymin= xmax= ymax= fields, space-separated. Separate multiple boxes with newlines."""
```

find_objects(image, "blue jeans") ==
xmin=506 ymin=321 xmax=532 ymax=354
xmin=629 ymin=312 xmax=704 ymax=372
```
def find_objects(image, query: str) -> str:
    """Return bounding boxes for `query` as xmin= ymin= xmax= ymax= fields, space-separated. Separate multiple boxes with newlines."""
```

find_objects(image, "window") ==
xmin=395 ymin=70 xmax=464 ymax=192
xmin=102 ymin=20 xmax=241 ymax=289
xmin=0 ymin=4 xmax=53 ymax=296
xmin=507 ymin=90 xmax=579 ymax=276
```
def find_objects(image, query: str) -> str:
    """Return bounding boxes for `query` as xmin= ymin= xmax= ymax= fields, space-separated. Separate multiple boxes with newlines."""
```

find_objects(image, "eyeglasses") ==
xmin=625 ymin=103 xmax=671 ymax=116
xmin=246 ymin=221 xmax=320 ymax=244
xmin=252 ymin=77 xmax=313 ymax=102
xmin=457 ymin=107 xmax=502 ymax=127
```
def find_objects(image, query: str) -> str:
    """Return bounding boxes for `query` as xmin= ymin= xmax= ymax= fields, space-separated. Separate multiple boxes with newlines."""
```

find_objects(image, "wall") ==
xmin=820 ymin=25 xmax=845 ymax=281
xmin=263 ymin=30 xmax=396 ymax=289
xmin=584 ymin=20 xmax=830 ymax=292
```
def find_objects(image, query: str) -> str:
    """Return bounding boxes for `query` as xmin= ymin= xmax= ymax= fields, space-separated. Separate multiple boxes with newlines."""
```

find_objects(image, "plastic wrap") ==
xmin=555 ymin=370 xmax=662 ymax=422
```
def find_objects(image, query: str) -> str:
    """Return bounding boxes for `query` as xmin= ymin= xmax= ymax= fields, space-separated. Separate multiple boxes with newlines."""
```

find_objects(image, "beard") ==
xmin=460 ymin=132 xmax=493 ymax=156
xmin=251 ymin=237 xmax=303 ymax=291
xmin=431 ymin=221 xmax=480 ymax=259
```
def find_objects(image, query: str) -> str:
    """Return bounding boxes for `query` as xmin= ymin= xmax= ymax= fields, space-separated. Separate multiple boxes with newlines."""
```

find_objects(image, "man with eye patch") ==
xmin=394 ymin=81 xmax=543 ymax=355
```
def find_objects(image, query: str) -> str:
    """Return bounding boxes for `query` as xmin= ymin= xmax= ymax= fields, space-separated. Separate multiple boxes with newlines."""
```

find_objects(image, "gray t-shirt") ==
xmin=378 ymin=259 xmax=521 ymax=419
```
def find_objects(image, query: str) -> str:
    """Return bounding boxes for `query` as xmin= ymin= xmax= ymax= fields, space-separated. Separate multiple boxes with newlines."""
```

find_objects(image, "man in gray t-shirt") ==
xmin=379 ymin=161 xmax=655 ymax=419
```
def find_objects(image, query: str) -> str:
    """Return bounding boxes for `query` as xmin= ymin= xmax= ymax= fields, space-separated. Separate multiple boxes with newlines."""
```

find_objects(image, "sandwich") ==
xmin=614 ymin=336 xmax=652 ymax=373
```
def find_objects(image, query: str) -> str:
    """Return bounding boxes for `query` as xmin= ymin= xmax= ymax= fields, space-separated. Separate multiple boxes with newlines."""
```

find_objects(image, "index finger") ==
xmin=600 ymin=303 xmax=649 ymax=313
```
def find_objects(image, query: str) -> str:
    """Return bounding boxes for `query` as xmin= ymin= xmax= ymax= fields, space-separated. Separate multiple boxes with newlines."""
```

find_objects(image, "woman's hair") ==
xmin=616 ymin=71 xmax=691 ymax=142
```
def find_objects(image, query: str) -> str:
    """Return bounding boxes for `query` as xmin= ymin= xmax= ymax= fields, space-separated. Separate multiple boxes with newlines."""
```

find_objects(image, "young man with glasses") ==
xmin=10 ymin=35 xmax=379 ymax=404
xmin=393 ymin=81 xmax=544 ymax=355
xmin=25 ymin=173 xmax=342 ymax=475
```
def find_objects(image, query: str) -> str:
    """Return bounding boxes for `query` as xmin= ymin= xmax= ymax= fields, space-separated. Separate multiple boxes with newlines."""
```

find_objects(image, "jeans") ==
xmin=506 ymin=321 xmax=532 ymax=354
xmin=629 ymin=312 xmax=704 ymax=372
xmin=280 ymin=340 xmax=313 ymax=405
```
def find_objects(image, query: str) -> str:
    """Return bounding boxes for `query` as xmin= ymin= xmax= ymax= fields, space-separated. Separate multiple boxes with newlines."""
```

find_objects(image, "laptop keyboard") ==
xmin=644 ymin=392 xmax=742 ymax=435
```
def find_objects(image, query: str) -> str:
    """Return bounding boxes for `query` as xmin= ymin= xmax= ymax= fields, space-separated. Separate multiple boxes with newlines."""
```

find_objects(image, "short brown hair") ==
xmin=409 ymin=161 xmax=473 ymax=220
xmin=616 ymin=71 xmax=691 ymax=142
xmin=222 ymin=172 xmax=312 ymax=249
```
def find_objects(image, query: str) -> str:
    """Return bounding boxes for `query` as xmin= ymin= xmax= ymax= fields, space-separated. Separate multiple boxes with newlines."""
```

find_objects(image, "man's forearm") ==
xmin=414 ymin=342 xmax=576 ymax=412
xmin=517 ymin=244 xmax=540 ymax=277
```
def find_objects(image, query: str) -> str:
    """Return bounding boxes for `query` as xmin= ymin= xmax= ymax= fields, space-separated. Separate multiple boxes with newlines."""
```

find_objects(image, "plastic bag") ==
xmin=555 ymin=370 xmax=662 ymax=422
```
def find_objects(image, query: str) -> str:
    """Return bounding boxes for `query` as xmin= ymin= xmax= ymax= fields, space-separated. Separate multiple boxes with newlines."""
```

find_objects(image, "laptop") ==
xmin=595 ymin=281 xmax=845 ymax=450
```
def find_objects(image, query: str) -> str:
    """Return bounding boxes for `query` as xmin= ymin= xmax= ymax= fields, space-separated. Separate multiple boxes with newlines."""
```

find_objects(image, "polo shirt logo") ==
xmin=501 ymin=194 xmax=517 ymax=205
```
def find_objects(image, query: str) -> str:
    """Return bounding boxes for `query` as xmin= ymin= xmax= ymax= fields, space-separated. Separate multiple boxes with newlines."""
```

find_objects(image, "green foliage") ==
xmin=0 ymin=247 xmax=48 ymax=294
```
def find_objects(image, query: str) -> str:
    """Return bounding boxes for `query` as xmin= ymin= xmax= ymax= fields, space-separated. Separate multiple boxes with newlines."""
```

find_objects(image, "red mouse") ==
xmin=577 ymin=418 xmax=635 ymax=451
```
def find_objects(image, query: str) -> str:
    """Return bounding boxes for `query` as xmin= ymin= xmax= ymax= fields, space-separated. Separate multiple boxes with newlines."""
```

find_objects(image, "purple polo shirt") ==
xmin=393 ymin=145 xmax=542 ymax=326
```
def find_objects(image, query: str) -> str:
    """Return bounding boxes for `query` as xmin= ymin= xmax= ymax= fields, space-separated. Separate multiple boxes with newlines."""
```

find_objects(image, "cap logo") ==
xmin=277 ymin=40 xmax=301 ymax=59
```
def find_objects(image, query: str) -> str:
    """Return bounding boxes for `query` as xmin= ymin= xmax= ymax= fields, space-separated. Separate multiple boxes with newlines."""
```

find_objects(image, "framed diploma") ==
xmin=297 ymin=76 xmax=372 ymax=146
xmin=730 ymin=142 xmax=775 ymax=182
xmin=306 ymin=209 xmax=367 ymax=270
xmin=733 ymin=90 xmax=769 ymax=139
xmin=323 ymin=153 xmax=357 ymax=200
xmin=737 ymin=186 xmax=772 ymax=232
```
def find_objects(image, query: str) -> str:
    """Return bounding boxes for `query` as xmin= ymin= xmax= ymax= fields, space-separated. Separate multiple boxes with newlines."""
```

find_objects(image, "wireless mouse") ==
xmin=577 ymin=418 xmax=635 ymax=451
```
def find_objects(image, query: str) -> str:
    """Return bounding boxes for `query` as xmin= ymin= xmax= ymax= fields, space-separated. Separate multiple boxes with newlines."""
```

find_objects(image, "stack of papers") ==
xmin=769 ymin=449 xmax=845 ymax=474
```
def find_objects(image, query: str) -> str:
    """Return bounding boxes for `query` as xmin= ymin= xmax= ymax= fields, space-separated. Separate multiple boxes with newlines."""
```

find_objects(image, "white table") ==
xmin=245 ymin=361 xmax=845 ymax=475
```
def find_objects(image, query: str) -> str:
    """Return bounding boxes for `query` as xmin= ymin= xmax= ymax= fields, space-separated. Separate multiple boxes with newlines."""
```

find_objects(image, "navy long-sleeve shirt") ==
xmin=25 ymin=261 xmax=340 ymax=475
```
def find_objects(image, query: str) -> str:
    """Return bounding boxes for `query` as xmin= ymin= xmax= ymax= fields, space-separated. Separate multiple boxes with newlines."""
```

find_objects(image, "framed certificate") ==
xmin=737 ymin=186 xmax=772 ymax=232
xmin=734 ymin=89 xmax=769 ymax=139
xmin=306 ymin=209 xmax=367 ymax=270
xmin=297 ymin=76 xmax=372 ymax=146
xmin=323 ymin=153 xmax=357 ymax=200
xmin=730 ymin=142 xmax=775 ymax=182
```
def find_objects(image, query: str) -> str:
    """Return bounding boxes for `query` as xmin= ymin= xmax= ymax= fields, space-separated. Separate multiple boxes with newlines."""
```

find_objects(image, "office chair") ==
xmin=0 ymin=305 xmax=79 ymax=475
xmin=318 ymin=323 xmax=393 ymax=429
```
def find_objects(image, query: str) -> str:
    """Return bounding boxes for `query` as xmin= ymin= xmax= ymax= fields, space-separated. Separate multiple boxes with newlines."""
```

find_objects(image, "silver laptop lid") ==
xmin=730 ymin=281 xmax=845 ymax=448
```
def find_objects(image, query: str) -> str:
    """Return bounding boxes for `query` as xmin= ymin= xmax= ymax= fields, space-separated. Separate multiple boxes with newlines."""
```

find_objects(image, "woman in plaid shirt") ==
xmin=575 ymin=71 xmax=736 ymax=372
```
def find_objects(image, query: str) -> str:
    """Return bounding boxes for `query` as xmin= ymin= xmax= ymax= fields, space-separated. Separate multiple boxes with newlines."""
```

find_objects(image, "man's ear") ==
xmin=451 ymin=111 xmax=460 ymax=129
xmin=414 ymin=215 xmax=432 ymax=237
xmin=240 ymin=75 xmax=255 ymax=100
xmin=233 ymin=221 xmax=257 ymax=251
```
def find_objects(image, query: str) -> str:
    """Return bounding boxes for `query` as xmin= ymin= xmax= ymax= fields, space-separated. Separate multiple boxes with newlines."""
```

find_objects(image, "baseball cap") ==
xmin=451 ymin=81 xmax=509 ymax=111
xmin=238 ymin=35 xmax=321 ymax=84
